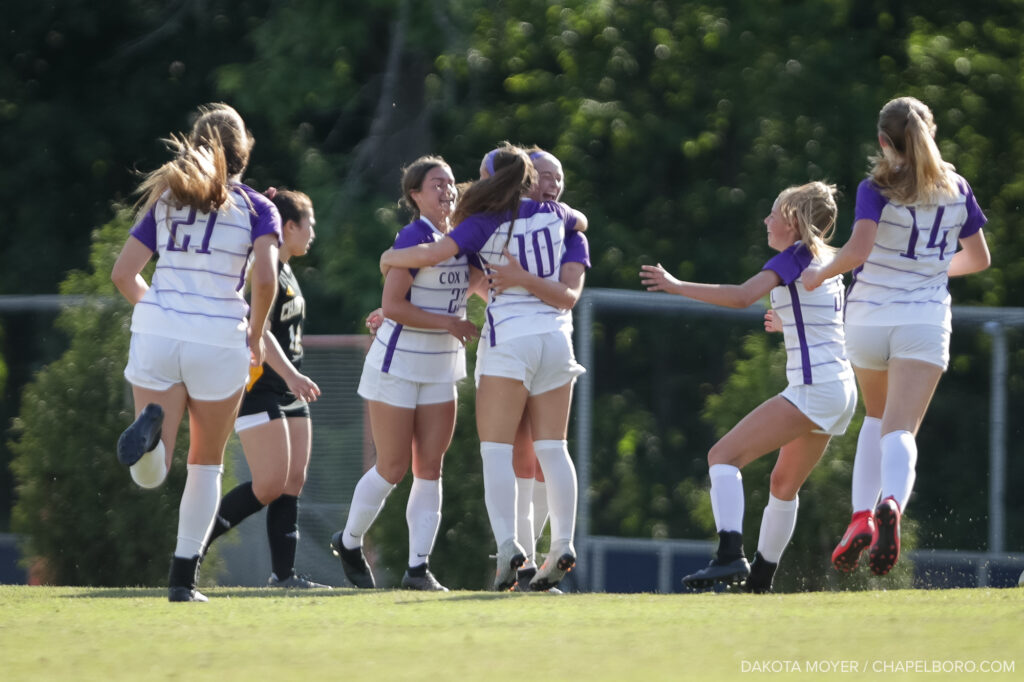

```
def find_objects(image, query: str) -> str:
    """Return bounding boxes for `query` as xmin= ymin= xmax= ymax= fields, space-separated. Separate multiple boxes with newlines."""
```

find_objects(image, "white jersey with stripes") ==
xmin=764 ymin=242 xmax=853 ymax=387
xmin=128 ymin=184 xmax=282 ymax=348
xmin=846 ymin=175 xmax=987 ymax=331
xmin=448 ymin=199 xmax=588 ymax=347
xmin=366 ymin=217 xmax=479 ymax=383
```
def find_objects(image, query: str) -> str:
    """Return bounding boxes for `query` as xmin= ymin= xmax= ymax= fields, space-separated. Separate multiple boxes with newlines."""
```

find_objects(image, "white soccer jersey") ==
xmin=449 ymin=200 xmax=589 ymax=347
xmin=366 ymin=217 xmax=479 ymax=383
xmin=765 ymin=242 xmax=853 ymax=387
xmin=846 ymin=175 xmax=987 ymax=331
xmin=128 ymin=184 xmax=281 ymax=348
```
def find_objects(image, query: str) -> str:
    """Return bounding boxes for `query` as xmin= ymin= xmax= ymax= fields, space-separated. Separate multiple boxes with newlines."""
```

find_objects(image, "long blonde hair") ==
xmin=869 ymin=96 xmax=957 ymax=205
xmin=776 ymin=181 xmax=839 ymax=259
xmin=135 ymin=103 xmax=255 ymax=216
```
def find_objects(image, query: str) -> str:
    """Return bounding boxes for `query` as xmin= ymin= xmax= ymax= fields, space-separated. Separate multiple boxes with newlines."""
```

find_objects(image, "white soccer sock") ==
xmin=709 ymin=463 xmax=744 ymax=533
xmin=532 ymin=440 xmax=577 ymax=549
xmin=880 ymin=430 xmax=917 ymax=512
xmin=532 ymin=480 xmax=549 ymax=545
xmin=850 ymin=416 xmax=883 ymax=512
xmin=480 ymin=441 xmax=517 ymax=546
xmin=342 ymin=466 xmax=396 ymax=550
xmin=174 ymin=464 xmax=223 ymax=558
xmin=757 ymin=494 xmax=799 ymax=564
xmin=516 ymin=476 xmax=537 ymax=562
xmin=130 ymin=440 xmax=168 ymax=489
xmin=406 ymin=477 xmax=442 ymax=567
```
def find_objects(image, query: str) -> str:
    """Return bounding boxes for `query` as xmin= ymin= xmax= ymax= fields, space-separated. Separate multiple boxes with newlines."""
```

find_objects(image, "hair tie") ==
xmin=265 ymin=186 xmax=277 ymax=199
xmin=529 ymin=150 xmax=546 ymax=160
xmin=483 ymin=149 xmax=500 ymax=176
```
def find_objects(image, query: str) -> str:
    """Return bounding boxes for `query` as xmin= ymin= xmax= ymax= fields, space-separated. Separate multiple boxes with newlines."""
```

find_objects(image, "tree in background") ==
xmin=3 ymin=1 xmax=1022 ymax=584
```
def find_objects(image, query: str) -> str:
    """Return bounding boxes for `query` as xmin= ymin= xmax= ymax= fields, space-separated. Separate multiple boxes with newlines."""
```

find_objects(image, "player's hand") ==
xmin=286 ymin=373 xmax=321 ymax=403
xmin=802 ymin=264 xmax=825 ymax=292
xmin=764 ymin=309 xmax=782 ymax=333
xmin=365 ymin=308 xmax=384 ymax=335
xmin=639 ymin=263 xmax=682 ymax=293
xmin=248 ymin=332 xmax=266 ymax=367
xmin=447 ymin=317 xmax=479 ymax=346
xmin=487 ymin=249 xmax=527 ymax=294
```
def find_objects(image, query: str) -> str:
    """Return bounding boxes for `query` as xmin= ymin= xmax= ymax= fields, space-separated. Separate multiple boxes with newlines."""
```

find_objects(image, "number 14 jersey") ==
xmin=846 ymin=176 xmax=986 ymax=331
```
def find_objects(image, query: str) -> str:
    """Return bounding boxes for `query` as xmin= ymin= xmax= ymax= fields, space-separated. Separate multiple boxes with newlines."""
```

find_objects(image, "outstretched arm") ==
xmin=803 ymin=219 xmax=877 ymax=291
xmin=380 ymin=236 xmax=460 ymax=275
xmin=640 ymin=263 xmax=778 ymax=308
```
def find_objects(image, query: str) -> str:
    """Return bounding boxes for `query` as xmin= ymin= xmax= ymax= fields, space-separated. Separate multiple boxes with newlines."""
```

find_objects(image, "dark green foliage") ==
xmin=9 ymin=212 xmax=191 ymax=585
xmin=4 ymin=1 xmax=1024 ymax=587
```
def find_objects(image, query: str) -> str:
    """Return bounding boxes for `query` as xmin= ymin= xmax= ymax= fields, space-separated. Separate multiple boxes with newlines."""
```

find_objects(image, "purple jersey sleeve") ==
xmin=392 ymin=220 xmax=434 ymax=249
xmin=854 ymin=179 xmax=888 ymax=226
xmin=129 ymin=207 xmax=158 ymax=252
xmin=392 ymin=220 xmax=436 ymax=277
xmin=762 ymin=242 xmax=812 ymax=285
xmin=957 ymin=176 xmax=987 ymax=239
xmin=562 ymin=231 xmax=591 ymax=268
xmin=449 ymin=214 xmax=501 ymax=255
xmin=238 ymin=184 xmax=283 ymax=245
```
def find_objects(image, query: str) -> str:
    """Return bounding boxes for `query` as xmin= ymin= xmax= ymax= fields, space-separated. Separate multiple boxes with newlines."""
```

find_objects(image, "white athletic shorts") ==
xmin=357 ymin=364 xmax=457 ymax=409
xmin=475 ymin=330 xmax=586 ymax=396
xmin=846 ymin=324 xmax=950 ymax=371
xmin=124 ymin=332 xmax=249 ymax=401
xmin=780 ymin=377 xmax=857 ymax=436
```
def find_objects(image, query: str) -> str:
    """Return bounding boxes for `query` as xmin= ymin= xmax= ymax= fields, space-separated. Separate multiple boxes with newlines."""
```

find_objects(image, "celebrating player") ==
xmin=112 ymin=103 xmax=280 ymax=602
xmin=331 ymin=156 xmax=484 ymax=591
xmin=641 ymin=181 xmax=856 ymax=592
xmin=380 ymin=143 xmax=590 ymax=591
xmin=803 ymin=96 xmax=991 ymax=576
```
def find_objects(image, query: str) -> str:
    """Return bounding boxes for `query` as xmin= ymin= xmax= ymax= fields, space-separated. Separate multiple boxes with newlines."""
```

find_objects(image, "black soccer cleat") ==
xmin=683 ymin=530 xmax=749 ymax=590
xmin=117 ymin=403 xmax=164 ymax=467
xmin=682 ymin=557 xmax=751 ymax=590
xmin=742 ymin=552 xmax=778 ymax=594
xmin=401 ymin=563 xmax=448 ymax=592
xmin=330 ymin=530 xmax=376 ymax=588
xmin=168 ymin=554 xmax=208 ymax=602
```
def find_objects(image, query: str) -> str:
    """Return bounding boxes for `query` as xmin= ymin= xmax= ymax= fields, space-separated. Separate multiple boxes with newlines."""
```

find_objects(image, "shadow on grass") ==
xmin=61 ymin=586 xmax=364 ymax=599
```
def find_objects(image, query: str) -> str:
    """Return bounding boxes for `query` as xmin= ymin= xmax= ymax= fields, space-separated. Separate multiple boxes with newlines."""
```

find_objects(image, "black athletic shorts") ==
xmin=238 ymin=390 xmax=310 ymax=421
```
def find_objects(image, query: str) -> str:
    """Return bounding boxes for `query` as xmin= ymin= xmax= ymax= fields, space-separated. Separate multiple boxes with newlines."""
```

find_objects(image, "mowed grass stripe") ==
xmin=0 ymin=586 xmax=1020 ymax=681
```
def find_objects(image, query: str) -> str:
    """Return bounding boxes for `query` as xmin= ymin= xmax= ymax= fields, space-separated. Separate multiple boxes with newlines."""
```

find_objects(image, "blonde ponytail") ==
xmin=869 ymin=97 xmax=956 ymax=205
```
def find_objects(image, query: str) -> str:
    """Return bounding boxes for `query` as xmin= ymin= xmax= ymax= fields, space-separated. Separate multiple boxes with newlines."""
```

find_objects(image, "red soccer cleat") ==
xmin=831 ymin=509 xmax=875 ymax=573
xmin=868 ymin=496 xmax=902 ymax=576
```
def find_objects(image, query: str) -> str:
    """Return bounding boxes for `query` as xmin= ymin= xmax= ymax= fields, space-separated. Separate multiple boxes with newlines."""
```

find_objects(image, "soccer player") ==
xmin=803 ymin=96 xmax=991 ymax=576
xmin=331 ymin=156 xmax=484 ymax=591
xmin=111 ymin=103 xmax=280 ymax=602
xmin=202 ymin=188 xmax=329 ymax=589
xmin=641 ymin=182 xmax=856 ymax=592
xmin=481 ymin=145 xmax=584 ymax=591
xmin=380 ymin=143 xmax=590 ymax=592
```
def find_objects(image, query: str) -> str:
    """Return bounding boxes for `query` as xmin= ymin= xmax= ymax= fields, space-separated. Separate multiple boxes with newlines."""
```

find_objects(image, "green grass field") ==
xmin=1 ymin=585 xmax=1020 ymax=681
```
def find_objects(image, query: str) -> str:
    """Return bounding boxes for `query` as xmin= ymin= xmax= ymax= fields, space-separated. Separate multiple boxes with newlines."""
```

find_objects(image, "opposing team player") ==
xmin=331 ymin=156 xmax=484 ymax=591
xmin=641 ymin=182 xmax=856 ymax=592
xmin=112 ymin=103 xmax=280 ymax=602
xmin=202 ymin=188 xmax=328 ymax=589
xmin=803 ymin=97 xmax=990 ymax=576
